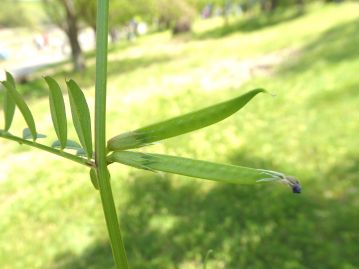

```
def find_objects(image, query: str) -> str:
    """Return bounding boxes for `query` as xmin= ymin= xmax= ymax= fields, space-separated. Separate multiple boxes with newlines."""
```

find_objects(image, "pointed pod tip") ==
xmin=251 ymin=88 xmax=266 ymax=94
xmin=248 ymin=88 xmax=269 ymax=98
xmin=258 ymin=89 xmax=277 ymax=97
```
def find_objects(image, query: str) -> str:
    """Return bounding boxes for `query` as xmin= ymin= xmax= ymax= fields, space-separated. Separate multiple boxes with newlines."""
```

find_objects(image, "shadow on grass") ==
xmin=196 ymin=8 xmax=304 ymax=40
xmin=50 ymin=149 xmax=359 ymax=269
xmin=281 ymin=17 xmax=359 ymax=75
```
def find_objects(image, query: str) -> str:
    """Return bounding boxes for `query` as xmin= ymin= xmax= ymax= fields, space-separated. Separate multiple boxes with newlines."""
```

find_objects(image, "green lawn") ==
xmin=1 ymin=3 xmax=359 ymax=269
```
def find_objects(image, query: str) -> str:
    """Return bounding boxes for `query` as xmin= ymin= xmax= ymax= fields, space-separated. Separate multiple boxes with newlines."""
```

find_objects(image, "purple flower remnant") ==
xmin=292 ymin=183 xmax=301 ymax=194
xmin=284 ymin=176 xmax=301 ymax=194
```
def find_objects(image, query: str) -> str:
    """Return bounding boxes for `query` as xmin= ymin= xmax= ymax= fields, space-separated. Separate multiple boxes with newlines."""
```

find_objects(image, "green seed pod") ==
xmin=108 ymin=151 xmax=283 ymax=185
xmin=107 ymin=89 xmax=265 ymax=152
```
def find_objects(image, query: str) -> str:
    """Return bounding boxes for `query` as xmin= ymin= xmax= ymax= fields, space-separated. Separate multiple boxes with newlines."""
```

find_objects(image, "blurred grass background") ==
xmin=0 ymin=2 xmax=359 ymax=269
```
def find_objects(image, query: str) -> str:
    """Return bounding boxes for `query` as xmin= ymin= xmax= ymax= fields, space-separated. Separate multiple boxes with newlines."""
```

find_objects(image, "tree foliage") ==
xmin=74 ymin=0 xmax=97 ymax=30
xmin=154 ymin=0 xmax=196 ymax=33
xmin=71 ymin=0 xmax=197 ymax=34
xmin=0 ymin=0 xmax=31 ymax=27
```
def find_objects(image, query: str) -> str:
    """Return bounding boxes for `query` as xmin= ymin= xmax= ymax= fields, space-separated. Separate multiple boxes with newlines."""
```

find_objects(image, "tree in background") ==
xmin=73 ymin=0 xmax=196 ymax=37
xmin=151 ymin=0 xmax=196 ymax=34
xmin=72 ymin=0 xmax=152 ymax=39
xmin=108 ymin=0 xmax=150 ymax=36
xmin=41 ymin=0 xmax=310 ymax=71
xmin=43 ymin=0 xmax=85 ymax=72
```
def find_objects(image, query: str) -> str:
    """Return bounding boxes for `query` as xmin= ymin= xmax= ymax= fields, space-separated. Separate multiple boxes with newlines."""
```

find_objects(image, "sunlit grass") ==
xmin=1 ymin=2 xmax=359 ymax=268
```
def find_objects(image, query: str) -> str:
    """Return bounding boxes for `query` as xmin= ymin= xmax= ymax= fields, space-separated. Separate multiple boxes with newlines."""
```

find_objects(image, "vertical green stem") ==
xmin=95 ymin=0 xmax=129 ymax=268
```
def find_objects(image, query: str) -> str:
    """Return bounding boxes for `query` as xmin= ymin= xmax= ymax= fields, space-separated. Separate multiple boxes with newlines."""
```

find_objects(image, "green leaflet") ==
xmin=67 ymin=79 xmax=93 ymax=159
xmin=3 ymin=72 xmax=16 ymax=131
xmin=45 ymin=76 xmax=67 ymax=149
xmin=52 ymin=139 xmax=82 ymax=150
xmin=76 ymin=148 xmax=87 ymax=157
xmin=1 ymin=73 xmax=37 ymax=140
xmin=108 ymin=151 xmax=283 ymax=185
xmin=52 ymin=139 xmax=87 ymax=157
xmin=22 ymin=128 xmax=46 ymax=140
xmin=107 ymin=89 xmax=265 ymax=151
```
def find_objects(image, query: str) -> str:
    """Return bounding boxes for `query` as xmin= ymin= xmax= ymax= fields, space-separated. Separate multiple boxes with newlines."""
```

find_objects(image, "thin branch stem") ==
xmin=0 ymin=130 xmax=93 ymax=167
xmin=95 ymin=0 xmax=129 ymax=268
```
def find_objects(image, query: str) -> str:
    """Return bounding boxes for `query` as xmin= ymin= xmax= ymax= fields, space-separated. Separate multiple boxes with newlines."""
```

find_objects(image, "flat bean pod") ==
xmin=108 ymin=151 xmax=280 ymax=185
xmin=107 ymin=89 xmax=265 ymax=151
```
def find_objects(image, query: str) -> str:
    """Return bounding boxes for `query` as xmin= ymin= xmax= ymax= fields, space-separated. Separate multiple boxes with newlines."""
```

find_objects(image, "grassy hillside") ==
xmin=1 ymin=3 xmax=358 ymax=269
